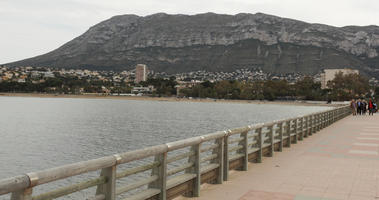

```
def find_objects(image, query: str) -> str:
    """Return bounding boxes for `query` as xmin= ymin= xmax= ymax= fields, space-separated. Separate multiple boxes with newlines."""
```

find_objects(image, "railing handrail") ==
xmin=0 ymin=105 xmax=350 ymax=199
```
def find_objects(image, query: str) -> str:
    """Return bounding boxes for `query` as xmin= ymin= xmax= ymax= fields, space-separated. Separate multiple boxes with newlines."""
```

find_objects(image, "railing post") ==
xmin=320 ymin=113 xmax=325 ymax=130
xmin=96 ymin=164 xmax=117 ymax=200
xmin=307 ymin=116 xmax=310 ymax=136
xmin=328 ymin=111 xmax=331 ymax=126
xmin=150 ymin=152 xmax=167 ymax=200
xmin=189 ymin=144 xmax=201 ymax=197
xmin=308 ymin=116 xmax=312 ymax=135
xmin=286 ymin=120 xmax=291 ymax=147
xmin=11 ymin=188 xmax=32 ymax=200
xmin=239 ymin=131 xmax=249 ymax=171
xmin=327 ymin=112 xmax=330 ymax=126
xmin=304 ymin=117 xmax=308 ymax=138
xmin=309 ymin=115 xmax=313 ymax=136
xmin=278 ymin=123 xmax=283 ymax=152
xmin=326 ymin=112 xmax=330 ymax=126
xmin=298 ymin=118 xmax=304 ymax=141
xmin=223 ymin=133 xmax=229 ymax=181
xmin=257 ymin=128 xmax=263 ymax=163
xmin=313 ymin=115 xmax=316 ymax=134
xmin=325 ymin=112 xmax=328 ymax=127
xmin=334 ymin=110 xmax=339 ymax=119
xmin=315 ymin=114 xmax=318 ymax=132
xmin=333 ymin=110 xmax=336 ymax=122
xmin=293 ymin=119 xmax=298 ymax=144
xmin=332 ymin=111 xmax=335 ymax=122
xmin=214 ymin=138 xmax=224 ymax=184
xmin=268 ymin=125 xmax=274 ymax=157
xmin=339 ymin=109 xmax=342 ymax=118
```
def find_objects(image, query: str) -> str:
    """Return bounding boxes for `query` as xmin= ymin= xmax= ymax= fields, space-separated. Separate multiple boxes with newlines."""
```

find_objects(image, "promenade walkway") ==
xmin=178 ymin=115 xmax=379 ymax=200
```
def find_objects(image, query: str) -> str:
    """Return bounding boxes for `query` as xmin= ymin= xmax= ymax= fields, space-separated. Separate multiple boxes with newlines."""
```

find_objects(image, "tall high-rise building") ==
xmin=135 ymin=64 xmax=147 ymax=83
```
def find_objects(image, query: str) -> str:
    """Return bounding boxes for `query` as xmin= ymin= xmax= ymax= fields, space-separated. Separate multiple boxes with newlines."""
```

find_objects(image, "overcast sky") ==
xmin=1 ymin=0 xmax=379 ymax=64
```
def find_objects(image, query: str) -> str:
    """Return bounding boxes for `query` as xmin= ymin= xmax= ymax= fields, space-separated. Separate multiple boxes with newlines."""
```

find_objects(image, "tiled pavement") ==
xmin=177 ymin=114 xmax=379 ymax=200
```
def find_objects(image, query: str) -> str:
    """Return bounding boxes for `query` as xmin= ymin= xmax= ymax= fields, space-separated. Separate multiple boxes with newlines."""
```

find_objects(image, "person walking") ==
xmin=350 ymin=99 xmax=357 ymax=116
xmin=357 ymin=99 xmax=362 ymax=115
xmin=362 ymin=100 xmax=367 ymax=115
xmin=369 ymin=99 xmax=375 ymax=115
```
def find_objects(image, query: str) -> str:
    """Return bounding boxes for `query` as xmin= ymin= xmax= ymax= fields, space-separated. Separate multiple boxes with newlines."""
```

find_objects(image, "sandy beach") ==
xmin=0 ymin=92 xmax=341 ymax=107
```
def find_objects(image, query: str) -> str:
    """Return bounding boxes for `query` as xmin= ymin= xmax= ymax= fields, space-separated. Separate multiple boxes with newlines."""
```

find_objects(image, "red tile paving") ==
xmin=176 ymin=114 xmax=379 ymax=200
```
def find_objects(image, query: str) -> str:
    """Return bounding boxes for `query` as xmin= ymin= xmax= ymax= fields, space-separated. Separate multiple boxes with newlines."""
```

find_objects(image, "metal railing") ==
xmin=0 ymin=105 xmax=351 ymax=200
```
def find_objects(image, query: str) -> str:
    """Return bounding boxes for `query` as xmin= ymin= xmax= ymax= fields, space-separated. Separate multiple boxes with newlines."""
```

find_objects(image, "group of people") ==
xmin=350 ymin=99 xmax=377 ymax=116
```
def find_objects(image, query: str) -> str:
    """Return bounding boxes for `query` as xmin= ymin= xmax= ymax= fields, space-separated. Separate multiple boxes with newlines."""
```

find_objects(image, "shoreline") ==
xmin=0 ymin=93 xmax=338 ymax=106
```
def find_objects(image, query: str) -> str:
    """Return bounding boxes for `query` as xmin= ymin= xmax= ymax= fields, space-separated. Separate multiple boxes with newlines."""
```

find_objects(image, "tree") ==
xmin=374 ymin=87 xmax=379 ymax=100
xmin=294 ymin=77 xmax=323 ymax=100
xmin=327 ymin=72 xmax=369 ymax=101
xmin=261 ymin=80 xmax=291 ymax=101
xmin=140 ymin=78 xmax=178 ymax=96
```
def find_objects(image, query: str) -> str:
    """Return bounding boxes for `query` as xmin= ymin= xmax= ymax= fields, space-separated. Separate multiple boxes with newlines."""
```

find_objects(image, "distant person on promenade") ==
xmin=356 ymin=99 xmax=362 ymax=115
xmin=374 ymin=102 xmax=378 ymax=113
xmin=362 ymin=100 xmax=367 ymax=115
xmin=368 ymin=99 xmax=375 ymax=115
xmin=350 ymin=99 xmax=357 ymax=116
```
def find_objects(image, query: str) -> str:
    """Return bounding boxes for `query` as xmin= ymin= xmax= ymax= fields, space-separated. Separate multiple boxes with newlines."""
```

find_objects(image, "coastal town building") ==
xmin=43 ymin=71 xmax=55 ymax=78
xmin=135 ymin=64 xmax=147 ymax=83
xmin=1 ymin=65 xmax=376 ymax=95
xmin=320 ymin=69 xmax=359 ymax=89
xmin=132 ymin=86 xmax=155 ymax=94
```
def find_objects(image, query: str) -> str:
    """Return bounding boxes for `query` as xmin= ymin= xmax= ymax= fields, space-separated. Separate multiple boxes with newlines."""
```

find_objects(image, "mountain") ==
xmin=5 ymin=12 xmax=379 ymax=76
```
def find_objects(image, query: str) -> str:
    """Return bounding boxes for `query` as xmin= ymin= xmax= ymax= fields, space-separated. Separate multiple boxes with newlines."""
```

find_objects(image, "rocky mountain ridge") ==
xmin=6 ymin=12 xmax=379 ymax=76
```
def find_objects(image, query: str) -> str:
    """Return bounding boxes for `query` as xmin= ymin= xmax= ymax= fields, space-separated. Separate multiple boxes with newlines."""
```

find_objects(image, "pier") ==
xmin=0 ymin=106 xmax=351 ymax=200
xmin=179 ymin=109 xmax=379 ymax=200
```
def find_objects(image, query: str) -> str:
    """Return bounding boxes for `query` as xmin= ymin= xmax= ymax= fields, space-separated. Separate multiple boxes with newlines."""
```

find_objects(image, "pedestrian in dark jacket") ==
xmin=357 ymin=99 xmax=362 ymax=115
xmin=362 ymin=100 xmax=367 ymax=115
